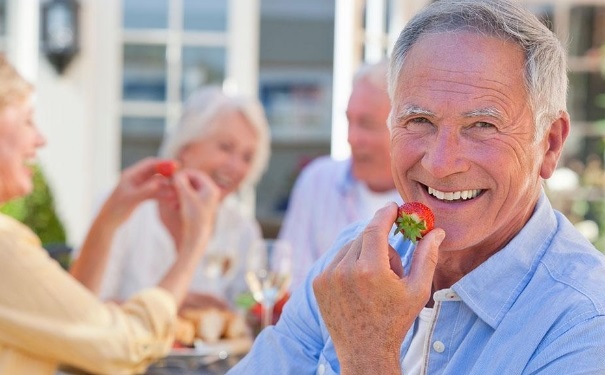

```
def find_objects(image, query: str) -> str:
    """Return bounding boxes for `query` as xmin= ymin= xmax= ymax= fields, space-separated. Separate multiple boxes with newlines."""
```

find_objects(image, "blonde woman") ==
xmin=0 ymin=55 xmax=220 ymax=374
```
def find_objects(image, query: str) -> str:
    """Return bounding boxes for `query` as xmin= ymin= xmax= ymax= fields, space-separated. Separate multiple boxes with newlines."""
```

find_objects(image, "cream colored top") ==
xmin=0 ymin=214 xmax=177 ymax=375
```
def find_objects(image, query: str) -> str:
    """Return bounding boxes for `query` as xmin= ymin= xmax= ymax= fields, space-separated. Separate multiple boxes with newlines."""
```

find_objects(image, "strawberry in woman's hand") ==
xmin=394 ymin=202 xmax=434 ymax=243
xmin=155 ymin=160 xmax=180 ymax=177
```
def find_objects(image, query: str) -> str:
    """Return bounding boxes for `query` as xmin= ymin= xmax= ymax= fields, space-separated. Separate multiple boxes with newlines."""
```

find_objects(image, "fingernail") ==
xmin=434 ymin=230 xmax=446 ymax=245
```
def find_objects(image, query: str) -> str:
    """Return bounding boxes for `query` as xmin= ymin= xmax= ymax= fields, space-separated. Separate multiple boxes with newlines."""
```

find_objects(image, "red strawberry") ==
xmin=394 ymin=202 xmax=434 ymax=243
xmin=155 ymin=160 xmax=179 ymax=177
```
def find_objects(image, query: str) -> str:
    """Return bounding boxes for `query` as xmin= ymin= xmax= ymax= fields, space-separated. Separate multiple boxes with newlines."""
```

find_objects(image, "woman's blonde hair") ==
xmin=0 ymin=54 xmax=33 ymax=110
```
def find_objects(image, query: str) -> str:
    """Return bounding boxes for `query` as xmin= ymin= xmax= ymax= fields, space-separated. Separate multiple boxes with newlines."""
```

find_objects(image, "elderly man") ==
xmin=279 ymin=59 xmax=401 ymax=289
xmin=230 ymin=0 xmax=605 ymax=374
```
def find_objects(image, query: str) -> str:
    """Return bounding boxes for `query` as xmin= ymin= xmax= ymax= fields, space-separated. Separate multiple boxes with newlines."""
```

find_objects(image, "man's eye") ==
xmin=406 ymin=117 xmax=432 ymax=128
xmin=474 ymin=121 xmax=496 ymax=129
xmin=410 ymin=117 xmax=430 ymax=124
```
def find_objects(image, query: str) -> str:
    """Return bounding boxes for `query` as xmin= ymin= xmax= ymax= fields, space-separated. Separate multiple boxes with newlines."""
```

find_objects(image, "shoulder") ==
xmin=290 ymin=157 xmax=351 ymax=196
xmin=0 ymin=214 xmax=55 ymax=272
xmin=540 ymin=212 xmax=605 ymax=312
xmin=0 ymin=214 xmax=41 ymax=251
xmin=298 ymin=156 xmax=348 ymax=180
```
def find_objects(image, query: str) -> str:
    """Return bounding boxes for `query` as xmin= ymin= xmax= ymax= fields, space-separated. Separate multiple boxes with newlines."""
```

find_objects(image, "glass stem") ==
xmin=261 ymin=301 xmax=275 ymax=329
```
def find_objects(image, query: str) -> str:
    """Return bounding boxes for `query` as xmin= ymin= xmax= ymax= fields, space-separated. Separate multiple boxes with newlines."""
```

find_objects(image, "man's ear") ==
xmin=540 ymin=112 xmax=570 ymax=179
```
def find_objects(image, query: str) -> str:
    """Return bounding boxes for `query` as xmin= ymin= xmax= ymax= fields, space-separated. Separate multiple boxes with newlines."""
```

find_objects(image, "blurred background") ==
xmin=0 ymin=0 xmax=604 ymax=253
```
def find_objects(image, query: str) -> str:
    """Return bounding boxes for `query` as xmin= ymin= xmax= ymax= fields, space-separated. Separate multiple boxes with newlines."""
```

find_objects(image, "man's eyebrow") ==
xmin=463 ymin=107 xmax=503 ymax=120
xmin=394 ymin=105 xmax=434 ymax=122
xmin=394 ymin=106 xmax=504 ymax=122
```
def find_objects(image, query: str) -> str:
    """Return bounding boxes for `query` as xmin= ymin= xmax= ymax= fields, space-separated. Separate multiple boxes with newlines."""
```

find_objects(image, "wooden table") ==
xmin=144 ymin=354 xmax=244 ymax=375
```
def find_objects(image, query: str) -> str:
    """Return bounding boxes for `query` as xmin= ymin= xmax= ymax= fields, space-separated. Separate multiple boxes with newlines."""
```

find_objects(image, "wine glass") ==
xmin=245 ymin=238 xmax=292 ymax=330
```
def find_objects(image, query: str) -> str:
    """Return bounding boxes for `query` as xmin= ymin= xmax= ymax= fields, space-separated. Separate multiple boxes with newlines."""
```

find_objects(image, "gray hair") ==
xmin=159 ymin=86 xmax=271 ymax=187
xmin=353 ymin=58 xmax=389 ymax=92
xmin=388 ymin=0 xmax=568 ymax=141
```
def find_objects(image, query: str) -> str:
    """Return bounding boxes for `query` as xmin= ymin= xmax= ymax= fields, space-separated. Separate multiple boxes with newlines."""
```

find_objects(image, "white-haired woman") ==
xmin=72 ymin=86 xmax=271 ymax=310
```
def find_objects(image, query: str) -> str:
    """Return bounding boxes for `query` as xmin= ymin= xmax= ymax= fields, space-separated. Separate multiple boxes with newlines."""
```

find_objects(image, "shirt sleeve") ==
xmin=0 ymin=218 xmax=177 ymax=375
xmin=97 ymin=222 xmax=132 ymax=301
xmin=524 ymin=314 xmax=605 ymax=374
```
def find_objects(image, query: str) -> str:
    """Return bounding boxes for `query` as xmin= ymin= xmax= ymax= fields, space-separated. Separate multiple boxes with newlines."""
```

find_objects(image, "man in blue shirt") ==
xmin=230 ymin=0 xmax=605 ymax=373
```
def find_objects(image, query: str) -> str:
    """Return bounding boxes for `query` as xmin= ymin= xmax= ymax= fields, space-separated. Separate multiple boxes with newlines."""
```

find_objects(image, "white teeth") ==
xmin=428 ymin=187 xmax=481 ymax=201
xmin=213 ymin=174 xmax=234 ymax=189
xmin=432 ymin=189 xmax=445 ymax=200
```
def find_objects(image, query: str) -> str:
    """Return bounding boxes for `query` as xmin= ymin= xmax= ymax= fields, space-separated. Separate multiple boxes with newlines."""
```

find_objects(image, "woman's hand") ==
xmin=71 ymin=157 xmax=174 ymax=291
xmin=101 ymin=157 xmax=174 ymax=227
xmin=158 ymin=169 xmax=221 ymax=306
xmin=171 ymin=168 xmax=221 ymax=255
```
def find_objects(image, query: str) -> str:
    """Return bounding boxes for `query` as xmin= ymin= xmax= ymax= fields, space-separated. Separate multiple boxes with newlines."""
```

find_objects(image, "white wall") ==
xmin=35 ymin=0 xmax=121 ymax=247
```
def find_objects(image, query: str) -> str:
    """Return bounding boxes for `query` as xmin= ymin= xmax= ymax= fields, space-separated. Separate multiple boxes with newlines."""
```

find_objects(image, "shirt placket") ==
xmin=421 ymin=289 xmax=462 ymax=375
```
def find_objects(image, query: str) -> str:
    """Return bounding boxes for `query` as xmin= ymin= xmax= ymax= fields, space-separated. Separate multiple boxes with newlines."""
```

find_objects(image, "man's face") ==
xmin=346 ymin=78 xmax=394 ymax=192
xmin=389 ymin=31 xmax=562 ymax=253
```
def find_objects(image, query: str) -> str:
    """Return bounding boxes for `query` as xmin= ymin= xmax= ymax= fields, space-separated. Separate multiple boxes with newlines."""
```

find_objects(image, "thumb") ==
xmin=408 ymin=229 xmax=445 ymax=287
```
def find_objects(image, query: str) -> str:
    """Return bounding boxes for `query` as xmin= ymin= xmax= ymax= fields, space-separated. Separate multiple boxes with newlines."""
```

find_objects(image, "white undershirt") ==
xmin=356 ymin=182 xmax=401 ymax=219
xmin=402 ymin=307 xmax=434 ymax=375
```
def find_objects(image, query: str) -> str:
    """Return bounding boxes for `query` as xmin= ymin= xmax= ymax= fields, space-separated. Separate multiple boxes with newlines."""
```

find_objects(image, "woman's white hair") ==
xmin=158 ymin=86 xmax=271 ymax=187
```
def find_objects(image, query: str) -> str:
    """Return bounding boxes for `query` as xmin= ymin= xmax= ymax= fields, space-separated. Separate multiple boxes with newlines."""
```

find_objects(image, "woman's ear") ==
xmin=540 ymin=112 xmax=570 ymax=179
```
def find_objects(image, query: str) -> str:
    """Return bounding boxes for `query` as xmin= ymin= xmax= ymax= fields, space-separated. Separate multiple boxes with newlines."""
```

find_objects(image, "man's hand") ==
xmin=312 ymin=202 xmax=445 ymax=374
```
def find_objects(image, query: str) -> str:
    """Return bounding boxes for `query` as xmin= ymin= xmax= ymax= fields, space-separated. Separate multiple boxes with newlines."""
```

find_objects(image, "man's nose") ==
xmin=421 ymin=129 xmax=470 ymax=178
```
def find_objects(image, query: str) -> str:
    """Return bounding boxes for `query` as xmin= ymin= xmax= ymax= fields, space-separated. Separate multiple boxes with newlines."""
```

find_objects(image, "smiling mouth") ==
xmin=212 ymin=173 xmax=236 ymax=191
xmin=428 ymin=186 xmax=483 ymax=201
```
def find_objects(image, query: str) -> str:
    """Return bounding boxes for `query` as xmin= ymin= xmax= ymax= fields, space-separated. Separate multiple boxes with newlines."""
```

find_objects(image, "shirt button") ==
xmin=445 ymin=291 xmax=458 ymax=299
xmin=433 ymin=340 xmax=445 ymax=353
xmin=317 ymin=363 xmax=326 ymax=375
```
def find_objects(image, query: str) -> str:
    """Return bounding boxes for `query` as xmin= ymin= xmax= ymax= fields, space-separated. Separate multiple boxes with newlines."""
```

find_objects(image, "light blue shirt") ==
xmin=230 ymin=193 xmax=605 ymax=374
xmin=278 ymin=156 xmax=401 ymax=290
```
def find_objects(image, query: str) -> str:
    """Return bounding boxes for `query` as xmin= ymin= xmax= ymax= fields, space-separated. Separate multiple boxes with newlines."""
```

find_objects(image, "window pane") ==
xmin=569 ymin=6 xmax=605 ymax=57
xmin=183 ymin=0 xmax=227 ymax=31
xmin=122 ymin=44 xmax=167 ymax=101
xmin=569 ymin=72 xmax=605 ymax=123
xmin=123 ymin=0 xmax=168 ymax=29
xmin=181 ymin=46 xmax=226 ymax=99
xmin=0 ymin=0 xmax=6 ymax=36
xmin=121 ymin=117 xmax=165 ymax=169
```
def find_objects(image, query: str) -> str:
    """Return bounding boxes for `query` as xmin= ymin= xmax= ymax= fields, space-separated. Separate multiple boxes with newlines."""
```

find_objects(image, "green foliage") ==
xmin=0 ymin=165 xmax=69 ymax=266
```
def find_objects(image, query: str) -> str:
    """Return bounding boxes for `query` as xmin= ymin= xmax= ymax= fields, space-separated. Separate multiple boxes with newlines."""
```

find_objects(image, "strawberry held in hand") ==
xmin=155 ymin=160 xmax=180 ymax=177
xmin=394 ymin=202 xmax=434 ymax=243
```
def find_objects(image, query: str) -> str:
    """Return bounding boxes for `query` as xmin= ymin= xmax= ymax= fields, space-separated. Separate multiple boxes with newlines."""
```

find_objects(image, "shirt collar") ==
xmin=393 ymin=192 xmax=558 ymax=329
xmin=452 ymin=192 xmax=558 ymax=328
